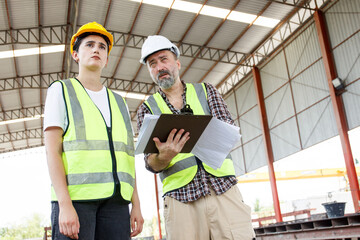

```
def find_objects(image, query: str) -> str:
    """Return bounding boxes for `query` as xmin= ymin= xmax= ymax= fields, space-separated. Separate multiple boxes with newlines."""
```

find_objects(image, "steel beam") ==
xmin=0 ymin=26 xmax=247 ymax=65
xmin=0 ymin=106 xmax=43 ymax=122
xmin=0 ymin=73 xmax=157 ymax=94
xmin=180 ymin=0 xmax=242 ymax=79
xmin=218 ymin=0 xmax=330 ymax=95
xmin=0 ymin=128 xmax=43 ymax=143
xmin=252 ymin=66 xmax=282 ymax=222
xmin=314 ymin=10 xmax=360 ymax=212
xmin=154 ymin=174 xmax=162 ymax=239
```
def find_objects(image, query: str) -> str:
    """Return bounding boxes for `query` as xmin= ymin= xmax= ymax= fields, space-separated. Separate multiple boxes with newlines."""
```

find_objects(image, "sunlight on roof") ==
xmin=0 ymin=114 xmax=43 ymax=126
xmin=130 ymin=0 xmax=280 ymax=28
xmin=0 ymin=45 xmax=65 ymax=59
xmin=113 ymin=90 xmax=149 ymax=100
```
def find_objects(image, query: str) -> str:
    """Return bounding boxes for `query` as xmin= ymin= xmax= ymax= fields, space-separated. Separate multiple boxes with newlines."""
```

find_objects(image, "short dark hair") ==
xmin=72 ymin=32 xmax=111 ymax=53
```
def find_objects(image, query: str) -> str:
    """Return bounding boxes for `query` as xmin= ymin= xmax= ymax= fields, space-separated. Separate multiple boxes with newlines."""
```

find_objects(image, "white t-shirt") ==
xmin=44 ymin=81 xmax=111 ymax=131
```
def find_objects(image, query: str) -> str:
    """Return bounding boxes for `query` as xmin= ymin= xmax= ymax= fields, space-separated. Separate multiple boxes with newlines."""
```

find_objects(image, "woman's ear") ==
xmin=72 ymin=51 xmax=79 ymax=63
xmin=104 ymin=57 xmax=109 ymax=67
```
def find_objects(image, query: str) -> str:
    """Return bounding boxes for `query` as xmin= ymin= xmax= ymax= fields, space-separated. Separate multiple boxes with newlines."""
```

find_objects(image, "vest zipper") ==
xmin=107 ymin=127 xmax=120 ymax=186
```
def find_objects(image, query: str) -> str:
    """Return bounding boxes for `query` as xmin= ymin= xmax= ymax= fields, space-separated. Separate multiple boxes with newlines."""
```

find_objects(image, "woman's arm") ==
xmin=45 ymin=127 xmax=79 ymax=239
xmin=130 ymin=177 xmax=144 ymax=237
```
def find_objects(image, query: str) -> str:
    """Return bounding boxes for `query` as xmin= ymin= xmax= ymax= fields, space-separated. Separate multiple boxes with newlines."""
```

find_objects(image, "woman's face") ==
xmin=72 ymin=35 xmax=109 ymax=71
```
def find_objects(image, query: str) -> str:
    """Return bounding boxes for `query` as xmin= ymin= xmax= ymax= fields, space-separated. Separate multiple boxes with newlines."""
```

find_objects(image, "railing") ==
xmin=254 ymin=213 xmax=360 ymax=239
xmin=43 ymin=226 xmax=51 ymax=240
xmin=252 ymin=209 xmax=316 ymax=227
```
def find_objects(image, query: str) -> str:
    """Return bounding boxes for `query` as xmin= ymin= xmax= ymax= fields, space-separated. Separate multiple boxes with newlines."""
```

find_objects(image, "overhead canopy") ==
xmin=0 ymin=0 xmax=331 ymax=153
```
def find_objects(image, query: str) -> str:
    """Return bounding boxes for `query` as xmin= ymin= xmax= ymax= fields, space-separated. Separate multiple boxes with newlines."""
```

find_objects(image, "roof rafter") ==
xmin=180 ymin=0 xmax=242 ymax=79
xmin=0 ymin=72 xmax=158 ymax=94
xmin=65 ymin=0 xmax=79 ymax=78
xmin=108 ymin=0 xmax=143 ymax=87
xmin=197 ymin=1 xmax=272 ymax=84
xmin=217 ymin=0 xmax=328 ymax=95
xmin=268 ymin=0 xmax=317 ymax=10
xmin=0 ymin=101 xmax=15 ymax=151
xmin=61 ymin=0 xmax=74 ymax=79
xmin=0 ymin=26 xmax=248 ymax=65
xmin=37 ymin=0 xmax=44 ymax=145
xmin=4 ymin=0 xmax=29 ymax=149
xmin=130 ymin=0 xmax=216 ymax=121
xmin=0 ymin=106 xmax=43 ymax=122
xmin=0 ymin=128 xmax=43 ymax=144
xmin=0 ymin=105 xmax=136 ymax=123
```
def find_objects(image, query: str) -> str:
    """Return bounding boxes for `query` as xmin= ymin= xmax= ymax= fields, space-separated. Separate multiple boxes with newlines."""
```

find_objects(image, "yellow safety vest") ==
xmin=144 ymin=83 xmax=235 ymax=194
xmin=50 ymin=78 xmax=135 ymax=201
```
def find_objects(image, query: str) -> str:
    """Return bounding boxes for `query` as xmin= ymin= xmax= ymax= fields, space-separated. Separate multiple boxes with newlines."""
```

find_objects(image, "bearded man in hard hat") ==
xmin=137 ymin=35 xmax=255 ymax=240
xmin=44 ymin=22 xmax=143 ymax=239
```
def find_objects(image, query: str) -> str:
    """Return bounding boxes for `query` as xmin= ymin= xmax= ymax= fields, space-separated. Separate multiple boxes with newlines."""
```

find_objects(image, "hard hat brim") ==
xmin=70 ymin=24 xmax=114 ymax=55
xmin=140 ymin=47 xmax=179 ymax=65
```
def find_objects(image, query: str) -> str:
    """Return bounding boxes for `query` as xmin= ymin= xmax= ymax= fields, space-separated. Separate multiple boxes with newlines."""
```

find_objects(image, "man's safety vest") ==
xmin=50 ymin=78 xmax=135 ymax=201
xmin=144 ymin=83 xmax=235 ymax=194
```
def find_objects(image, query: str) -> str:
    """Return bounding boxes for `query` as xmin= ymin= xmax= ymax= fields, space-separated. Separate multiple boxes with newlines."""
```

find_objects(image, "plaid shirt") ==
xmin=136 ymin=81 xmax=238 ymax=203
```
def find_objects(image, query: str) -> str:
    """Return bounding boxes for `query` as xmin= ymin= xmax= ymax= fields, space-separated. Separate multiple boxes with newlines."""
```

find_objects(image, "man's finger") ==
xmin=173 ymin=129 xmax=185 ymax=143
xmin=179 ymin=133 xmax=190 ymax=145
xmin=166 ymin=128 xmax=178 ymax=142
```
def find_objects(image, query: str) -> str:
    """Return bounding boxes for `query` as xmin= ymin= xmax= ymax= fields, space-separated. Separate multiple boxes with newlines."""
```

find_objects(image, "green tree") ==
xmin=253 ymin=198 xmax=263 ymax=212
xmin=0 ymin=213 xmax=48 ymax=240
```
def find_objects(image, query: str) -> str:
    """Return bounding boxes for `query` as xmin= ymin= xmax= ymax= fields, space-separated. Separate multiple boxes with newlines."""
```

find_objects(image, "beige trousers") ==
xmin=163 ymin=185 xmax=255 ymax=240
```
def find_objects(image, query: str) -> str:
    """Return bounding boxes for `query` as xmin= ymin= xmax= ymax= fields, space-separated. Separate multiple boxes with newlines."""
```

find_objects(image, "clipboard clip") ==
xmin=180 ymin=104 xmax=193 ymax=115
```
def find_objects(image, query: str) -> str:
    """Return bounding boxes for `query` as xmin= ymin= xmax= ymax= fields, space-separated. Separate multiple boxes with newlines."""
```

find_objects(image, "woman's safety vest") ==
xmin=144 ymin=83 xmax=235 ymax=194
xmin=50 ymin=78 xmax=135 ymax=201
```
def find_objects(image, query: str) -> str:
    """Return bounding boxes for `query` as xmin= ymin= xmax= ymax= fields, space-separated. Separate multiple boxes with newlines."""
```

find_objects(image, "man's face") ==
xmin=146 ymin=50 xmax=181 ymax=90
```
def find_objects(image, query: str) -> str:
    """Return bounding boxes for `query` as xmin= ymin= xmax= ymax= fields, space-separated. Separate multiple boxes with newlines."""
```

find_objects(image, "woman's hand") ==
xmin=59 ymin=202 xmax=80 ymax=239
xmin=130 ymin=203 xmax=144 ymax=237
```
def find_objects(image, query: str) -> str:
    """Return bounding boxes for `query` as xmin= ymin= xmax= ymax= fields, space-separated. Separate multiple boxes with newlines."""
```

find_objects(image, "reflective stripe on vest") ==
xmin=144 ymin=83 xmax=235 ymax=194
xmin=63 ymin=79 xmax=134 ymax=154
xmin=51 ymin=78 xmax=135 ymax=201
xmin=63 ymin=140 xmax=134 ymax=155
xmin=159 ymin=156 xmax=198 ymax=182
xmin=67 ymin=171 xmax=135 ymax=187
xmin=193 ymin=83 xmax=210 ymax=115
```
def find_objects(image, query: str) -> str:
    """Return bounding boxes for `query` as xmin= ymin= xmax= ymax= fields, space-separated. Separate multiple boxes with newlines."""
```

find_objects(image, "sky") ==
xmin=0 ymin=127 xmax=359 ymax=228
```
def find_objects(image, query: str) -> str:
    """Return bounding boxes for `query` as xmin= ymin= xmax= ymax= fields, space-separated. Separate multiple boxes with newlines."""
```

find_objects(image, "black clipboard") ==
xmin=143 ymin=114 xmax=212 ymax=153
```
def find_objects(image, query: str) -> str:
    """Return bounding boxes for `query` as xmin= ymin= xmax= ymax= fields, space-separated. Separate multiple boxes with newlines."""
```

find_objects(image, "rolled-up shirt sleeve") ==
xmin=205 ymin=83 xmax=235 ymax=126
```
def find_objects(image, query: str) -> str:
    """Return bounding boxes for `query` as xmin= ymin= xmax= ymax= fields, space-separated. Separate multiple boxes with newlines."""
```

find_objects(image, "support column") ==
xmin=252 ymin=66 xmax=283 ymax=222
xmin=314 ymin=10 xmax=360 ymax=212
xmin=154 ymin=174 xmax=163 ymax=239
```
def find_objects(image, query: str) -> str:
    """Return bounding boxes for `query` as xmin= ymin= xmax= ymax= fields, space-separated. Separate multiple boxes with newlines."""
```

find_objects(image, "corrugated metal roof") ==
xmin=77 ymin=0 xmax=110 ymax=25
xmin=41 ymin=0 xmax=68 ymax=26
xmin=106 ymin=1 xmax=140 ymax=33
xmin=0 ymin=0 xmax=342 ymax=155
xmin=6 ymin=0 xmax=37 ymax=28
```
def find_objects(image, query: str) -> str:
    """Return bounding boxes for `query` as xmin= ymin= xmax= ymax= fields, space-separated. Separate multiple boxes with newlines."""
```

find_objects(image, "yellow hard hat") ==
xmin=70 ymin=22 xmax=114 ymax=55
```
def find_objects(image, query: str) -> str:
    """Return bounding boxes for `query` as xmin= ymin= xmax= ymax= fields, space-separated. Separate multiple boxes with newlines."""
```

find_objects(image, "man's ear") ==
xmin=176 ymin=59 xmax=181 ymax=71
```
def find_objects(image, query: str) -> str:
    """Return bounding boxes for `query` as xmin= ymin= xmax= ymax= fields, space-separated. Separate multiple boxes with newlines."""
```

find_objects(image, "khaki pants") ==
xmin=163 ymin=185 xmax=255 ymax=240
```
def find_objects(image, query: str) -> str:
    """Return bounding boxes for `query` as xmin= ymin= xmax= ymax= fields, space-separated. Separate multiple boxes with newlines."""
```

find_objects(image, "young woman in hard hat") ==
xmin=44 ymin=22 xmax=143 ymax=239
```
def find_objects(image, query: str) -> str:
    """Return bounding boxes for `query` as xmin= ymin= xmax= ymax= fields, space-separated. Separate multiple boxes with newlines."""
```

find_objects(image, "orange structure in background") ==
xmin=237 ymin=167 xmax=360 ymax=184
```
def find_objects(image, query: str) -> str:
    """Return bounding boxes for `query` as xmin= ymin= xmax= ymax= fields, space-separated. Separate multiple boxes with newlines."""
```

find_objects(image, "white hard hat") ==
xmin=139 ymin=35 xmax=180 ymax=65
